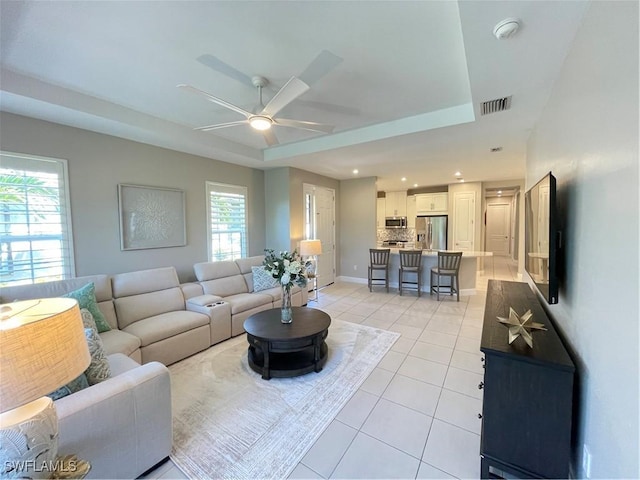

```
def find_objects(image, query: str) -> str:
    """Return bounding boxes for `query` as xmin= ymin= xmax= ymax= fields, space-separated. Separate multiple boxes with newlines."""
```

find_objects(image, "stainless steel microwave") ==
xmin=385 ymin=217 xmax=407 ymax=229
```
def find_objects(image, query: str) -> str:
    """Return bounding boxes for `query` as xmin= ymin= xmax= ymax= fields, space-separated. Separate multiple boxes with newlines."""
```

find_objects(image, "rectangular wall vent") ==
xmin=480 ymin=96 xmax=512 ymax=115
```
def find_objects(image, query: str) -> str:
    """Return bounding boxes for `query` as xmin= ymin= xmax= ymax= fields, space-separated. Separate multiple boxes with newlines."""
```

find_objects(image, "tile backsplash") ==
xmin=377 ymin=228 xmax=416 ymax=242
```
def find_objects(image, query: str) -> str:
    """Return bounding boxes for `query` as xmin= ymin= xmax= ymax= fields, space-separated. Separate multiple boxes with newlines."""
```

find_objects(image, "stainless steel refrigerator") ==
xmin=415 ymin=215 xmax=448 ymax=250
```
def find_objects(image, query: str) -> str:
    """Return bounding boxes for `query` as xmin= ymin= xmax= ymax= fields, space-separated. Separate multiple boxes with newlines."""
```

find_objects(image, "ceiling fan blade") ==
xmin=195 ymin=120 xmax=249 ymax=132
xmin=298 ymin=50 xmax=343 ymax=86
xmin=260 ymin=77 xmax=309 ymax=118
xmin=196 ymin=54 xmax=254 ymax=89
xmin=262 ymin=129 xmax=279 ymax=147
xmin=177 ymin=84 xmax=252 ymax=119
xmin=274 ymin=118 xmax=334 ymax=134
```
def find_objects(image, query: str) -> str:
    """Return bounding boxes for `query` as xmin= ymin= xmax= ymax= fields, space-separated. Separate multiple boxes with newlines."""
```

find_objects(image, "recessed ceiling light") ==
xmin=454 ymin=171 xmax=462 ymax=177
xmin=401 ymin=177 xmax=407 ymax=182
xmin=353 ymin=169 xmax=359 ymax=174
xmin=413 ymin=183 xmax=418 ymax=188
xmin=458 ymin=178 xmax=465 ymax=183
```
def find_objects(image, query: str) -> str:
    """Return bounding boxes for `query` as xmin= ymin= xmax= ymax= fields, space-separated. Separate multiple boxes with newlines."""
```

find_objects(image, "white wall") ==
xmin=264 ymin=167 xmax=292 ymax=251
xmin=0 ymin=112 xmax=266 ymax=282
xmin=525 ymin=2 xmax=638 ymax=477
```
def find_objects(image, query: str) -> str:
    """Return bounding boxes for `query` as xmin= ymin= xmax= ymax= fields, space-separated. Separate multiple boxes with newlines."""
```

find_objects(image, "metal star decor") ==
xmin=497 ymin=307 xmax=547 ymax=348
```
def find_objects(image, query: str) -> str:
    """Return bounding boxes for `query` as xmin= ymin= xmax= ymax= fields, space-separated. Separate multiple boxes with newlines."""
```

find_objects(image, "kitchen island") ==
xmin=383 ymin=249 xmax=493 ymax=294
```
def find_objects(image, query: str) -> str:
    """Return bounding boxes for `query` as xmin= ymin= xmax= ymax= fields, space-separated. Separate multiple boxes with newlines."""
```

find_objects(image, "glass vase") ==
xmin=281 ymin=285 xmax=293 ymax=323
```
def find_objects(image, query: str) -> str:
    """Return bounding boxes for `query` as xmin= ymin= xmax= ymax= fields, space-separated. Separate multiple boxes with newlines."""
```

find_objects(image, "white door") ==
xmin=452 ymin=191 xmax=475 ymax=251
xmin=303 ymin=184 xmax=335 ymax=288
xmin=486 ymin=203 xmax=511 ymax=255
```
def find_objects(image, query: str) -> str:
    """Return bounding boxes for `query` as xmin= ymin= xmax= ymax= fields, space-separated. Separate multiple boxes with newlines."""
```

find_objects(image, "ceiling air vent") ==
xmin=480 ymin=96 xmax=512 ymax=116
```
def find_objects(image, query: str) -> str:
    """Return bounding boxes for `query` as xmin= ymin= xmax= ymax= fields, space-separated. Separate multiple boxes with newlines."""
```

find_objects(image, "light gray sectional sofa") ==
xmin=186 ymin=255 xmax=307 ymax=337
xmin=54 ymin=353 xmax=171 ymax=479
xmin=110 ymin=267 xmax=211 ymax=365
xmin=0 ymin=273 xmax=144 ymax=362
xmin=0 ymin=256 xmax=308 ymax=478
xmin=1 ymin=269 xmax=184 ymax=479
xmin=0 ymin=267 xmax=215 ymax=366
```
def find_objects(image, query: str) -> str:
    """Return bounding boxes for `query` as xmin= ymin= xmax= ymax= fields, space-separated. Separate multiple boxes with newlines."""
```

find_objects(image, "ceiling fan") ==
xmin=177 ymin=74 xmax=334 ymax=147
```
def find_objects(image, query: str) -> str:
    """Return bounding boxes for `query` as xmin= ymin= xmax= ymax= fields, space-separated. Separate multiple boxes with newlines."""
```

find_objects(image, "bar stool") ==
xmin=430 ymin=251 xmax=463 ymax=301
xmin=368 ymin=249 xmax=390 ymax=292
xmin=399 ymin=250 xmax=423 ymax=296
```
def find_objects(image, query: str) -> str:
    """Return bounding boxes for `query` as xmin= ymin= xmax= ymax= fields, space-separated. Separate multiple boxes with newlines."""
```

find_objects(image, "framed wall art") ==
xmin=118 ymin=184 xmax=186 ymax=250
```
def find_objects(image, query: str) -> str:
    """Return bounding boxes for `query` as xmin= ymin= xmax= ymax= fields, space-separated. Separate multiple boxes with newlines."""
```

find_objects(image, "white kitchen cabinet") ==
xmin=376 ymin=198 xmax=386 ymax=228
xmin=406 ymin=195 xmax=416 ymax=227
xmin=384 ymin=191 xmax=407 ymax=217
xmin=415 ymin=192 xmax=448 ymax=215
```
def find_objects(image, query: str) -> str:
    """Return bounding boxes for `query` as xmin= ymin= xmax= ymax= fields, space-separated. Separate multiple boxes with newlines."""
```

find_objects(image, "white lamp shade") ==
xmin=0 ymin=298 xmax=91 ymax=413
xmin=300 ymin=239 xmax=322 ymax=256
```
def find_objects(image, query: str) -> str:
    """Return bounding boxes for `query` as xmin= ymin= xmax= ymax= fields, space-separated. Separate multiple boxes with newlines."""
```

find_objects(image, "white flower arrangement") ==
xmin=263 ymin=249 xmax=311 ymax=289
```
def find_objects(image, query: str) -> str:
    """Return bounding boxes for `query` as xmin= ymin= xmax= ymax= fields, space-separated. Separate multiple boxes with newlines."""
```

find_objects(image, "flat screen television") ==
xmin=524 ymin=171 xmax=559 ymax=304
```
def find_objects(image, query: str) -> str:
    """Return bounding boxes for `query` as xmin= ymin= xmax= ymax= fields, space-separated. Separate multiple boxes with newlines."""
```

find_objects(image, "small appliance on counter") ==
xmin=381 ymin=240 xmax=406 ymax=248
xmin=384 ymin=217 xmax=407 ymax=229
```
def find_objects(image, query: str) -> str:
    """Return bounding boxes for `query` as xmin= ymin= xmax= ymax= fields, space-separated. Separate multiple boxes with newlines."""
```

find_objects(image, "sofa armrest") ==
xmin=55 ymin=360 xmax=172 ymax=479
xmin=185 ymin=294 xmax=224 ymax=308
xmin=186 ymin=295 xmax=232 ymax=345
xmin=180 ymin=282 xmax=204 ymax=300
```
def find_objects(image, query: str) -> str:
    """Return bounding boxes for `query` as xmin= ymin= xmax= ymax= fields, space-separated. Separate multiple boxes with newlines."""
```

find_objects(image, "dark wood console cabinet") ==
xmin=480 ymin=280 xmax=575 ymax=479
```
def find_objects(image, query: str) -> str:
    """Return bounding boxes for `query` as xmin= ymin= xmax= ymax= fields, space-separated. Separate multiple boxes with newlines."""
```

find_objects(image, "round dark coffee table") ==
xmin=243 ymin=307 xmax=331 ymax=380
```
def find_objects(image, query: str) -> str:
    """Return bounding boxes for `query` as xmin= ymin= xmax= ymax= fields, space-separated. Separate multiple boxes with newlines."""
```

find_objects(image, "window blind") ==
xmin=1 ymin=152 xmax=75 ymax=286
xmin=206 ymin=182 xmax=247 ymax=262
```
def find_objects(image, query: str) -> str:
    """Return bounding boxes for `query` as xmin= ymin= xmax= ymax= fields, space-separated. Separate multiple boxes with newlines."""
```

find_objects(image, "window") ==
xmin=1 ymin=152 xmax=75 ymax=286
xmin=304 ymin=192 xmax=314 ymax=240
xmin=303 ymin=184 xmax=317 ymax=240
xmin=206 ymin=182 xmax=247 ymax=261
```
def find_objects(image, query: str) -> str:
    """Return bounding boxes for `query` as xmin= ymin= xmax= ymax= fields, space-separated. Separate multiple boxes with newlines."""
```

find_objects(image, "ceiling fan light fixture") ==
xmin=249 ymin=116 xmax=273 ymax=131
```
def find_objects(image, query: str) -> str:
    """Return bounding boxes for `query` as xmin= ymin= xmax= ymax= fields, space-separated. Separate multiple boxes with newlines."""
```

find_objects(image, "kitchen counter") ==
xmin=386 ymin=248 xmax=492 ymax=257
xmin=380 ymin=249 xmax=492 ymax=294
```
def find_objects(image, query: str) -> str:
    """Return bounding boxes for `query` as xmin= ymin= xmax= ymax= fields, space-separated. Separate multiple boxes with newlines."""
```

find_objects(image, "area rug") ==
xmin=169 ymin=319 xmax=399 ymax=479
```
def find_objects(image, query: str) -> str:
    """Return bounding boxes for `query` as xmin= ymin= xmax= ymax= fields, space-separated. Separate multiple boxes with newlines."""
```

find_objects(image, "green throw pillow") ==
xmin=63 ymin=283 xmax=111 ymax=333
xmin=48 ymin=374 xmax=89 ymax=401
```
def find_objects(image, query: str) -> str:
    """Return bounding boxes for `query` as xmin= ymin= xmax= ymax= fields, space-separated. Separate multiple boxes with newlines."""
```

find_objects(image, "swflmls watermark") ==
xmin=4 ymin=458 xmax=79 ymax=474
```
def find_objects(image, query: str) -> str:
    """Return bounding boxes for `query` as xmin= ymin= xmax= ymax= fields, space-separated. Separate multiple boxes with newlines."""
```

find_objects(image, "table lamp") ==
xmin=300 ymin=239 xmax=322 ymax=301
xmin=0 ymin=298 xmax=90 ymax=479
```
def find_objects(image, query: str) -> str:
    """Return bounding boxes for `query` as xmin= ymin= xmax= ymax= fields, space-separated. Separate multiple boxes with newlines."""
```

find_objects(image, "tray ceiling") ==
xmin=0 ymin=1 xmax=589 ymax=191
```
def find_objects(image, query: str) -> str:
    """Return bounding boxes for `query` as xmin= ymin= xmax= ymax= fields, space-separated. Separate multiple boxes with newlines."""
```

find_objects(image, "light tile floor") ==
xmin=142 ymin=256 xmax=518 ymax=480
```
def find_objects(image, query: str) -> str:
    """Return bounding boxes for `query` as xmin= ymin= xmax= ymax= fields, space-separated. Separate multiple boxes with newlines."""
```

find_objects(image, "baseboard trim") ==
xmin=336 ymin=275 xmax=368 ymax=284
xmin=335 ymin=276 xmax=476 ymax=296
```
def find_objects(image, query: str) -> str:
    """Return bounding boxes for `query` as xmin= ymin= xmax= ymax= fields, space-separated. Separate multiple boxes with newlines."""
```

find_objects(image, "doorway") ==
xmin=486 ymin=202 xmax=512 ymax=256
xmin=303 ymin=184 xmax=335 ymax=288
